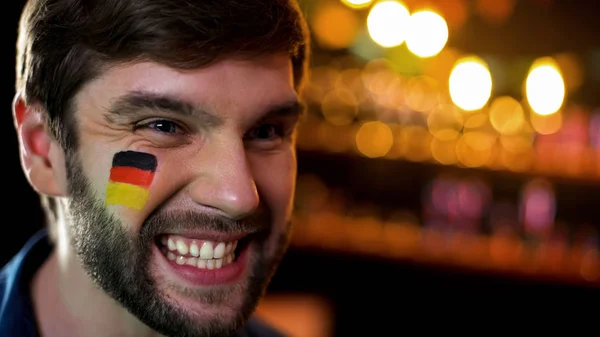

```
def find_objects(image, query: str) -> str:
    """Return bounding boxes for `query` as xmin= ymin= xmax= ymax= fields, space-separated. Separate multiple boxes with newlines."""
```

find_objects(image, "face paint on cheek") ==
xmin=105 ymin=151 xmax=158 ymax=210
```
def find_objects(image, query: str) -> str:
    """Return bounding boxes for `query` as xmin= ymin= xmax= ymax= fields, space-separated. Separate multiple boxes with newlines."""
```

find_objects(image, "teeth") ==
xmin=161 ymin=235 xmax=239 ymax=270
xmin=164 ymin=237 xmax=238 ymax=257
xmin=189 ymin=241 xmax=200 ymax=257
xmin=214 ymin=242 xmax=225 ymax=259
xmin=167 ymin=238 xmax=176 ymax=251
xmin=207 ymin=259 xmax=215 ymax=270
xmin=199 ymin=242 xmax=214 ymax=259
xmin=167 ymin=252 xmax=176 ymax=261
xmin=186 ymin=257 xmax=198 ymax=266
xmin=166 ymin=251 xmax=236 ymax=270
xmin=176 ymin=240 xmax=188 ymax=255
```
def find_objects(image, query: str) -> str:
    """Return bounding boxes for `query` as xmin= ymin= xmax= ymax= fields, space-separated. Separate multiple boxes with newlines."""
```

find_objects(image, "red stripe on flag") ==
xmin=109 ymin=166 xmax=154 ymax=188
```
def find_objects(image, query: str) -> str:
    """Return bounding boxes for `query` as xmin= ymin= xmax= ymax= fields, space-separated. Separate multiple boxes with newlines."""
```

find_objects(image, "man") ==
xmin=1 ymin=0 xmax=309 ymax=336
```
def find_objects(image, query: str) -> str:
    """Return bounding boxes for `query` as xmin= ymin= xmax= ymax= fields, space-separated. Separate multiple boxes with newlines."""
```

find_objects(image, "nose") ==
xmin=186 ymin=138 xmax=259 ymax=220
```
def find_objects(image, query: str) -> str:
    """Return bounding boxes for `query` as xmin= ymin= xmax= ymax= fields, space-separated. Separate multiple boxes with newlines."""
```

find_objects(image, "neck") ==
xmin=31 ymin=235 xmax=164 ymax=337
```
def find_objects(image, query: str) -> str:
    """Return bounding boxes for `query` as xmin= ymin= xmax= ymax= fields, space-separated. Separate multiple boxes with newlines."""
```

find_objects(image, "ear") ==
xmin=13 ymin=93 xmax=67 ymax=197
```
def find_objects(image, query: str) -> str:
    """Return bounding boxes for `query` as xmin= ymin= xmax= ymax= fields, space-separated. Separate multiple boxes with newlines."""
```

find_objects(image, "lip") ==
xmin=152 ymin=240 xmax=249 ymax=286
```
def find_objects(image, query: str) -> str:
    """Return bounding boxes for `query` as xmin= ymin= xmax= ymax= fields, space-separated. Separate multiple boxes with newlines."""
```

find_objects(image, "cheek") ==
xmin=77 ymin=150 xmax=171 ymax=232
xmin=251 ymin=152 xmax=297 ymax=223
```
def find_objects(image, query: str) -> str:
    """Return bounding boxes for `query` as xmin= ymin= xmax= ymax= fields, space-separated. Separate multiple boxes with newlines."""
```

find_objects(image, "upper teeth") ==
xmin=162 ymin=236 xmax=237 ymax=260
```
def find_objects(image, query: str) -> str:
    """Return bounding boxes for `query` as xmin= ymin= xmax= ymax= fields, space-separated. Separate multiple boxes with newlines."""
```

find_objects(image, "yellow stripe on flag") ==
xmin=105 ymin=182 xmax=149 ymax=210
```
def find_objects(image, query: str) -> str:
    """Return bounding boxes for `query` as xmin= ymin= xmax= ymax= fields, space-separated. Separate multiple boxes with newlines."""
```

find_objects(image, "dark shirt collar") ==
xmin=0 ymin=229 xmax=51 ymax=337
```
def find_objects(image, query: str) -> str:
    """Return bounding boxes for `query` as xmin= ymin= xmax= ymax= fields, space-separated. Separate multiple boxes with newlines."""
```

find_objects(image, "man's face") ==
xmin=63 ymin=54 xmax=300 ymax=337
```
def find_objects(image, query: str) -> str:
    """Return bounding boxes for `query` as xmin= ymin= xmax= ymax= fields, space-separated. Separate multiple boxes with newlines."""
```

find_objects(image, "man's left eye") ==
xmin=245 ymin=124 xmax=283 ymax=141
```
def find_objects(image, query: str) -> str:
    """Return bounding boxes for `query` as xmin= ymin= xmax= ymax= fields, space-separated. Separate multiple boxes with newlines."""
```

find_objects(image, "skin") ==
xmin=14 ymin=53 xmax=301 ymax=337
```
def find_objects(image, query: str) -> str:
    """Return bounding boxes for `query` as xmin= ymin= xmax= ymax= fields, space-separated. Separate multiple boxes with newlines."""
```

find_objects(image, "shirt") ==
xmin=0 ymin=229 xmax=285 ymax=337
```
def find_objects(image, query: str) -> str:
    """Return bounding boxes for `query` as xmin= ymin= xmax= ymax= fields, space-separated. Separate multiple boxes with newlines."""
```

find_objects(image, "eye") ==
xmin=145 ymin=120 xmax=182 ymax=134
xmin=133 ymin=119 xmax=191 ymax=148
xmin=245 ymin=124 xmax=284 ymax=141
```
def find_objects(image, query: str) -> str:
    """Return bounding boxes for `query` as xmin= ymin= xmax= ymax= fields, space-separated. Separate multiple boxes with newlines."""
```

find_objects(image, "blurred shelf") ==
xmin=290 ymin=212 xmax=600 ymax=288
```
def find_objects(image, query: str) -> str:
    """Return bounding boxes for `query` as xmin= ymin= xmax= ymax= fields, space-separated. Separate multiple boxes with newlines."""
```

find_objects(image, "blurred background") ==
xmin=4 ymin=0 xmax=600 ymax=335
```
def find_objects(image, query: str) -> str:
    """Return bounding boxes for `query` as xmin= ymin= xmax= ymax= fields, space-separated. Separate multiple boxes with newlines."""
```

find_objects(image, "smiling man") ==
xmin=1 ymin=1 xmax=309 ymax=336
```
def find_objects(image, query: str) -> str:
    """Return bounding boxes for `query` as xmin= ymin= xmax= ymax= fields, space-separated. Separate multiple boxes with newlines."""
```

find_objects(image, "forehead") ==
xmin=79 ymin=54 xmax=297 ymax=119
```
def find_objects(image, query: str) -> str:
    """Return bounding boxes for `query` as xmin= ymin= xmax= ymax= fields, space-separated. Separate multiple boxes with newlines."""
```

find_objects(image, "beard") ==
xmin=61 ymin=153 xmax=291 ymax=337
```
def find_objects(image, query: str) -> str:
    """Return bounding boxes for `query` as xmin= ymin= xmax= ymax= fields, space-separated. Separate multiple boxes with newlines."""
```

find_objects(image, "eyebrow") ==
xmin=257 ymin=100 xmax=306 ymax=123
xmin=105 ymin=91 xmax=305 ymax=126
xmin=105 ymin=91 xmax=223 ymax=127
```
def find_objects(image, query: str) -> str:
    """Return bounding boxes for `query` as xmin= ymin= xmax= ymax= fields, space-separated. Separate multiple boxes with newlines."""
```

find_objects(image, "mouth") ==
xmin=154 ymin=233 xmax=253 ymax=286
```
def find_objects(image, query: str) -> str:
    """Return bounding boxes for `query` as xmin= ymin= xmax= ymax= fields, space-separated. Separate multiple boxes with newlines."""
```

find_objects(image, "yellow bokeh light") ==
xmin=404 ymin=75 xmax=440 ymax=113
xmin=303 ymin=66 xmax=339 ymax=104
xmin=321 ymin=89 xmax=359 ymax=126
xmin=430 ymin=138 xmax=458 ymax=165
xmin=361 ymin=58 xmax=397 ymax=94
xmin=500 ymin=133 xmax=533 ymax=154
xmin=530 ymin=110 xmax=563 ymax=135
xmin=384 ymin=123 xmax=404 ymax=159
xmin=489 ymin=96 xmax=525 ymax=135
xmin=405 ymin=10 xmax=449 ymax=58
xmin=500 ymin=149 xmax=534 ymax=172
xmin=462 ymin=130 xmax=496 ymax=152
xmin=311 ymin=2 xmax=360 ymax=50
xmin=463 ymin=113 xmax=488 ymax=130
xmin=317 ymin=121 xmax=356 ymax=153
xmin=456 ymin=134 xmax=493 ymax=168
xmin=398 ymin=126 xmax=431 ymax=162
xmin=341 ymin=0 xmax=374 ymax=9
xmin=356 ymin=121 xmax=394 ymax=158
xmin=427 ymin=103 xmax=464 ymax=141
xmin=367 ymin=1 xmax=411 ymax=48
xmin=525 ymin=57 xmax=565 ymax=116
xmin=449 ymin=56 xmax=493 ymax=111
xmin=335 ymin=68 xmax=369 ymax=104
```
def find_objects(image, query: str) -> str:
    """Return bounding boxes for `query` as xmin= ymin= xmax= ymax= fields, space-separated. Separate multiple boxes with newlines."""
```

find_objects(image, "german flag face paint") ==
xmin=105 ymin=151 xmax=157 ymax=210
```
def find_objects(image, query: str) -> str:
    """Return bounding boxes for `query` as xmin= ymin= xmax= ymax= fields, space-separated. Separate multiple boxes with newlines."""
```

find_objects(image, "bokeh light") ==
xmin=311 ymin=1 xmax=360 ymax=50
xmin=341 ymin=0 xmax=374 ymax=9
xmin=321 ymin=89 xmax=359 ymax=126
xmin=356 ymin=121 xmax=394 ymax=157
xmin=405 ymin=10 xmax=449 ymax=58
xmin=430 ymin=138 xmax=458 ymax=165
xmin=525 ymin=57 xmax=565 ymax=116
xmin=530 ymin=110 xmax=563 ymax=135
xmin=367 ymin=1 xmax=411 ymax=48
xmin=489 ymin=96 xmax=525 ymax=135
xmin=427 ymin=103 xmax=464 ymax=141
xmin=449 ymin=56 xmax=493 ymax=111
xmin=404 ymin=75 xmax=440 ymax=113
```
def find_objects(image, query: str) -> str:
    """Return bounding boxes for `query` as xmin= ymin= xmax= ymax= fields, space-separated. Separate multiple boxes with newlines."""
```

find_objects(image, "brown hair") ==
xmin=15 ymin=0 xmax=310 ymax=232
